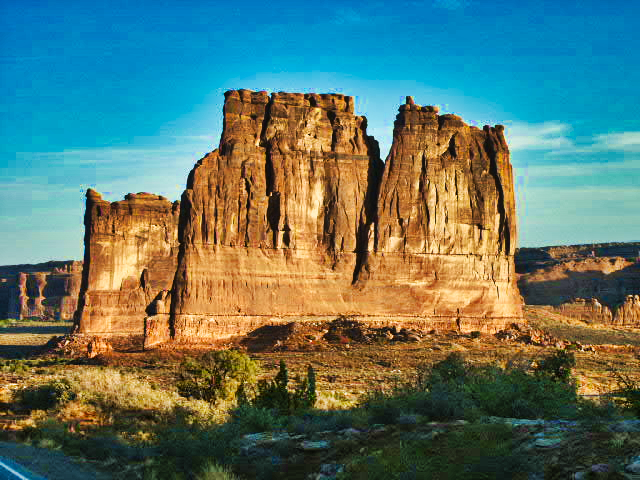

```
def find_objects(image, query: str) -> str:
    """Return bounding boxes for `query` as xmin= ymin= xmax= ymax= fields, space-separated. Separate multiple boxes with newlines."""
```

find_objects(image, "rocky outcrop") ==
xmin=613 ymin=295 xmax=640 ymax=325
xmin=75 ymin=90 xmax=522 ymax=344
xmin=553 ymin=298 xmax=613 ymax=324
xmin=0 ymin=261 xmax=82 ymax=320
xmin=516 ymin=243 xmax=640 ymax=274
xmin=74 ymin=190 xmax=180 ymax=335
xmin=167 ymin=90 xmax=384 ymax=342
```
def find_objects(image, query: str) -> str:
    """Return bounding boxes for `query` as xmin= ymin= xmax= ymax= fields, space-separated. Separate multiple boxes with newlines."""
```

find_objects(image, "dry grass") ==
xmin=64 ymin=368 xmax=217 ymax=421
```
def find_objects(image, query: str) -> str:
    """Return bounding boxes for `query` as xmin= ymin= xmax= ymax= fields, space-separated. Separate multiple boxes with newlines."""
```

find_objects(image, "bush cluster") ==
xmin=251 ymin=360 xmax=317 ymax=414
xmin=15 ymin=379 xmax=75 ymax=410
xmin=611 ymin=370 xmax=640 ymax=416
xmin=177 ymin=352 xmax=317 ymax=415
xmin=365 ymin=350 xmax=583 ymax=422
xmin=177 ymin=350 xmax=258 ymax=404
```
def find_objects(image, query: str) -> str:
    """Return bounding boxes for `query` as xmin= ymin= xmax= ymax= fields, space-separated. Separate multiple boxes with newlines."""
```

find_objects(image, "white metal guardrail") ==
xmin=0 ymin=458 xmax=45 ymax=480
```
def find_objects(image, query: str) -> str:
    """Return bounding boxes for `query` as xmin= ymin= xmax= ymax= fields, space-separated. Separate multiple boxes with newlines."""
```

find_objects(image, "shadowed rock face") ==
xmin=74 ymin=91 xmax=522 ymax=343
xmin=74 ymin=190 xmax=180 ymax=334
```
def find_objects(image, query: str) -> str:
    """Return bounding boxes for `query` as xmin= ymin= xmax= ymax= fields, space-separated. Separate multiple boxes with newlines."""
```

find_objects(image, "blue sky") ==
xmin=1 ymin=0 xmax=639 ymax=264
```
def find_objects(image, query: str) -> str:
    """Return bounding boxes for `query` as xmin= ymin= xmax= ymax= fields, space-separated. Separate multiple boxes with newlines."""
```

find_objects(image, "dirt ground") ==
xmin=2 ymin=309 xmax=639 ymax=400
xmin=0 ymin=322 xmax=72 ymax=359
xmin=1 ymin=310 xmax=639 ymax=479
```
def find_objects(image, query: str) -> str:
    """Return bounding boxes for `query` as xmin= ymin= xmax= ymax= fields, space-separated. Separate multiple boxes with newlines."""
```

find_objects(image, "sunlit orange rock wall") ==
xmin=165 ymin=92 xmax=521 ymax=344
xmin=74 ymin=190 xmax=180 ymax=335
xmin=75 ymin=90 xmax=522 ymax=344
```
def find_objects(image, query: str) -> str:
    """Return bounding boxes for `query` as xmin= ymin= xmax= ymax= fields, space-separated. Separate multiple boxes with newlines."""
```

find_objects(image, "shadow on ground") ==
xmin=0 ymin=324 xmax=71 ymax=359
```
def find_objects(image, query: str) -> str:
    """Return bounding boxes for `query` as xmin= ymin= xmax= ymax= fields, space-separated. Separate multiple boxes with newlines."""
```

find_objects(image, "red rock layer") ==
xmin=74 ymin=190 xmax=180 ymax=334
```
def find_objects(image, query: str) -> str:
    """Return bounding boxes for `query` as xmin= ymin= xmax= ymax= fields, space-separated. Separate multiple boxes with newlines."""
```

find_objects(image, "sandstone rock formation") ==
xmin=552 ymin=298 xmax=613 ymax=324
xmin=74 ymin=190 xmax=180 ymax=334
xmin=75 ymin=91 xmax=523 ymax=344
xmin=356 ymin=98 xmax=518 ymax=325
xmin=613 ymin=294 xmax=640 ymax=325
xmin=0 ymin=261 xmax=82 ymax=320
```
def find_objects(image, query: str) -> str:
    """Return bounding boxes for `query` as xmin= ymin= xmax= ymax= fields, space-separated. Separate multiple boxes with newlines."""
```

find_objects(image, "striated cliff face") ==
xmin=74 ymin=190 xmax=180 ymax=334
xmin=0 ymin=261 xmax=82 ymax=320
xmin=351 ymin=97 xmax=519 ymax=324
xmin=75 ymin=90 xmax=523 ymax=344
xmin=167 ymin=90 xmax=384 ymax=342
xmin=161 ymin=91 xmax=521 ymax=344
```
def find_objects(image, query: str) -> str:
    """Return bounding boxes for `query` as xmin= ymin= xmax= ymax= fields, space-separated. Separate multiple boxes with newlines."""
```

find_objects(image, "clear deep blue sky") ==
xmin=1 ymin=0 xmax=639 ymax=264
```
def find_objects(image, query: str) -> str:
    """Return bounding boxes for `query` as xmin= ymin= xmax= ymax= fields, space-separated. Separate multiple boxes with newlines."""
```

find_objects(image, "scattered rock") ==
xmin=87 ymin=337 xmax=113 ymax=358
xmin=300 ymin=440 xmax=330 ymax=451
xmin=626 ymin=461 xmax=640 ymax=474
xmin=608 ymin=420 xmax=640 ymax=433
xmin=397 ymin=414 xmax=420 ymax=425
xmin=590 ymin=463 xmax=610 ymax=473
xmin=320 ymin=463 xmax=344 ymax=475
xmin=535 ymin=436 xmax=564 ymax=449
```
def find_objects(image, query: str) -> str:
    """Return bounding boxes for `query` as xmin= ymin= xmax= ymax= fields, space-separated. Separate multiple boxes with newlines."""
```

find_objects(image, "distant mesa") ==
xmin=516 ymin=242 xmax=640 ymax=325
xmin=72 ymin=89 xmax=522 ymax=346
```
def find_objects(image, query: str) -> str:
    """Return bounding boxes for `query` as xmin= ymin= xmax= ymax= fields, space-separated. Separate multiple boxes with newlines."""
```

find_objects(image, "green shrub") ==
xmin=14 ymin=379 xmax=75 ymax=410
xmin=534 ymin=349 xmax=576 ymax=383
xmin=415 ymin=383 xmax=481 ymax=421
xmin=362 ymin=389 xmax=405 ymax=424
xmin=177 ymin=350 xmax=258 ymax=404
xmin=575 ymin=397 xmax=620 ymax=420
xmin=344 ymin=423 xmax=531 ymax=479
xmin=286 ymin=409 xmax=365 ymax=435
xmin=466 ymin=366 xmax=578 ymax=419
xmin=0 ymin=359 xmax=29 ymax=374
xmin=611 ymin=370 xmax=640 ymax=416
xmin=252 ymin=361 xmax=317 ymax=414
xmin=230 ymin=404 xmax=283 ymax=433
xmin=363 ymin=351 xmax=582 ymax=422
xmin=424 ymin=352 xmax=468 ymax=388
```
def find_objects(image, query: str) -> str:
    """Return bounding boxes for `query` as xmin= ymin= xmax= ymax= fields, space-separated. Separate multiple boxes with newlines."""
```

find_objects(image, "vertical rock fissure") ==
xmin=261 ymin=99 xmax=281 ymax=249
xmin=351 ymin=136 xmax=383 ymax=286
xmin=485 ymin=133 xmax=510 ymax=255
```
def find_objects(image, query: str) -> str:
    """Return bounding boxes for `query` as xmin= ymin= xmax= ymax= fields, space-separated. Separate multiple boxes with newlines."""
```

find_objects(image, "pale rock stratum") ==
xmin=73 ymin=91 xmax=523 ymax=345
